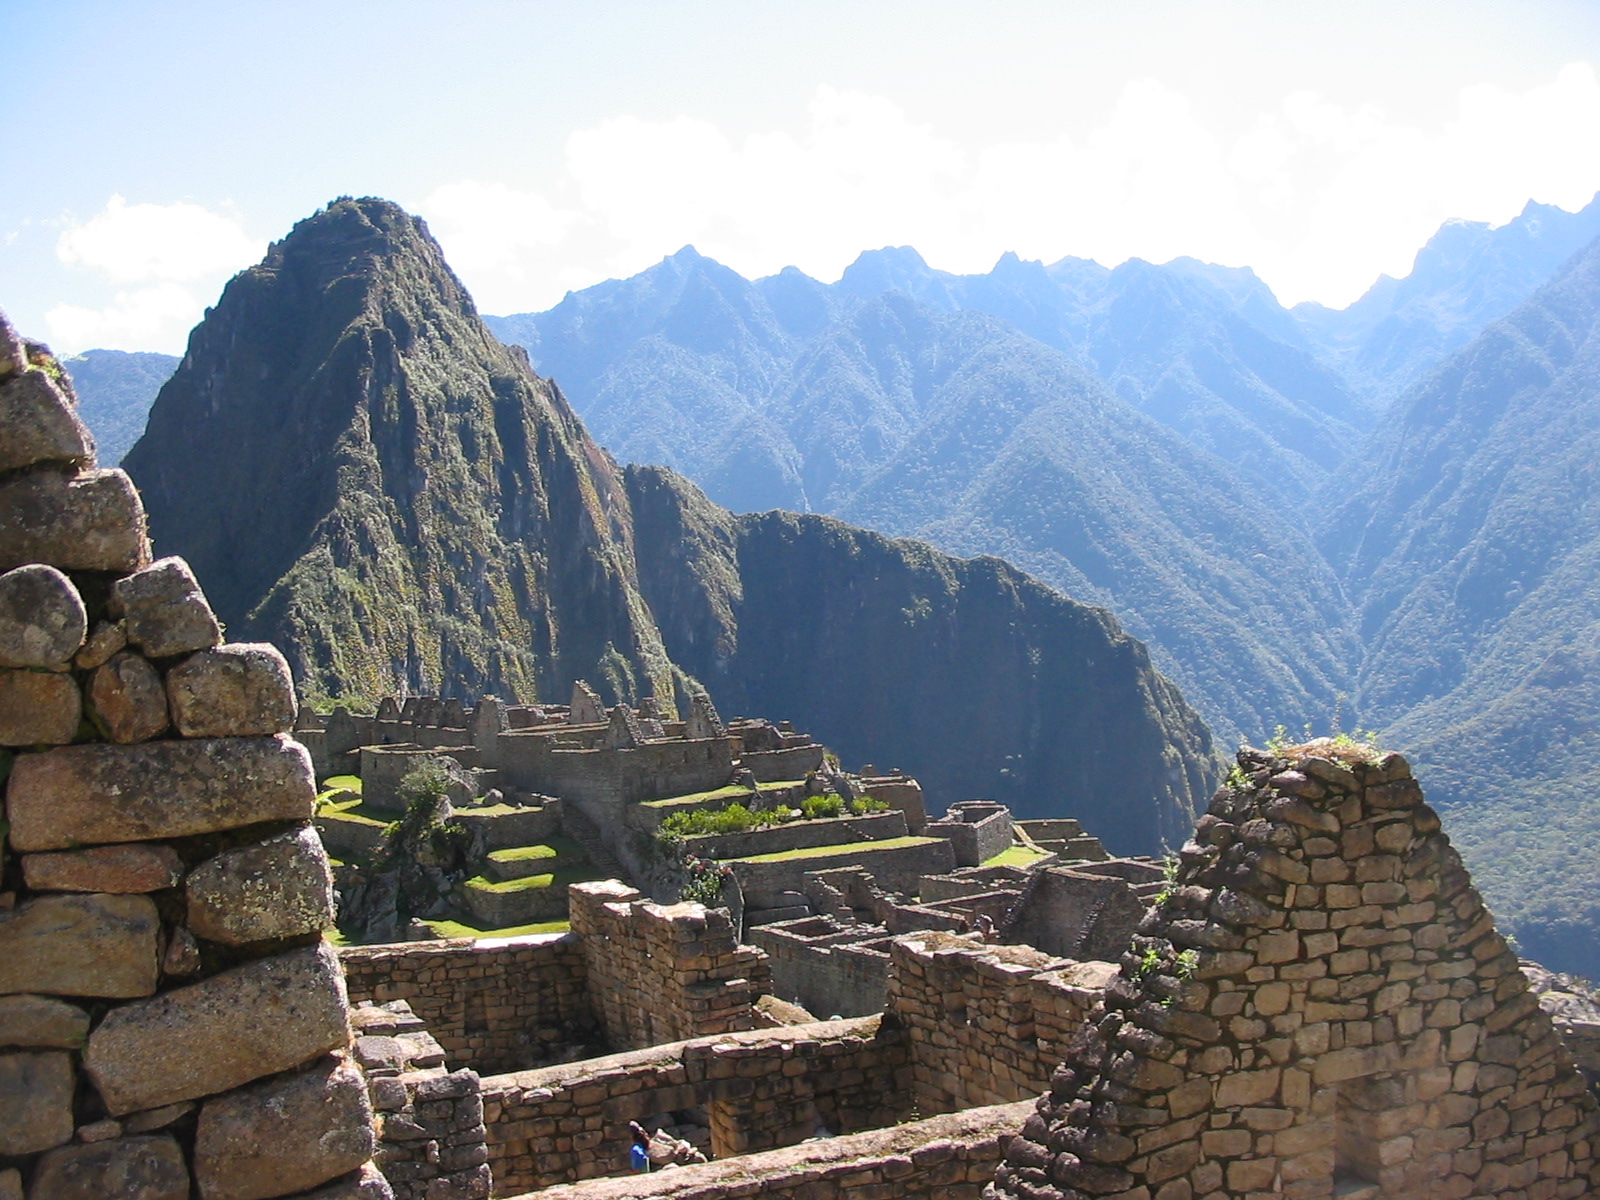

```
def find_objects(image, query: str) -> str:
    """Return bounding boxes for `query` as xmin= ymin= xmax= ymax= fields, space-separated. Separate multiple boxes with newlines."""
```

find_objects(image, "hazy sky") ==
xmin=5 ymin=0 xmax=1600 ymax=354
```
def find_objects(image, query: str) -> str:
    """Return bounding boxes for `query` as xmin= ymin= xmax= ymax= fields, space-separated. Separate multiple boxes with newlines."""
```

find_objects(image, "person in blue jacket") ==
xmin=629 ymin=1120 xmax=651 ymax=1173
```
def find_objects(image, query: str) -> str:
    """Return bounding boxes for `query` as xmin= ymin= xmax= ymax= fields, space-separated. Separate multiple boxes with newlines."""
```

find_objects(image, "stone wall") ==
xmin=988 ymin=742 xmax=1600 ymax=1200
xmin=0 ymin=317 xmax=386 ymax=1199
xmin=731 ymin=837 xmax=957 ymax=908
xmin=752 ymin=918 xmax=898 ymax=1018
xmin=339 ymin=934 xmax=598 ymax=1075
xmin=480 ymin=1016 xmax=910 ymax=1192
xmin=568 ymin=881 xmax=772 ymax=1050
xmin=888 ymin=933 xmax=1112 ymax=1115
xmin=501 ymin=1099 xmax=1030 ymax=1200
xmin=927 ymin=800 xmax=1014 ymax=867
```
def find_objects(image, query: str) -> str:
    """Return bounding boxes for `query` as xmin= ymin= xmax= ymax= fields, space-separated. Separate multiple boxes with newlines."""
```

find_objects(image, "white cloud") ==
xmin=46 ymin=283 xmax=202 ymax=354
xmin=494 ymin=64 xmax=1600 ymax=312
xmin=57 ymin=195 xmax=262 ymax=284
xmin=49 ymin=196 xmax=264 ymax=353
xmin=418 ymin=181 xmax=581 ymax=312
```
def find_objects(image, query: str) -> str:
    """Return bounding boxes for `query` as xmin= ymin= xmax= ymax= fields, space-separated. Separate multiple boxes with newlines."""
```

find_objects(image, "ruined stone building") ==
xmin=3 ymin=311 xmax=1599 ymax=1200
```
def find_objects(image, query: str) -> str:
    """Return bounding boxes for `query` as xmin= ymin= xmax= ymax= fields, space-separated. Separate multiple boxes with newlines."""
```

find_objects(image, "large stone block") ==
xmin=0 ymin=667 xmax=81 ymax=746
xmin=0 ymin=563 xmax=86 ymax=668
xmin=0 ymin=893 xmax=160 ymax=997
xmin=168 ymin=643 xmax=298 ymax=737
xmin=0 ymin=368 xmax=93 ymax=473
xmin=88 ymin=650 xmax=170 ymax=743
xmin=23 ymin=843 xmax=184 ymax=894
xmin=187 ymin=826 xmax=335 ymax=946
xmin=195 ymin=1055 xmax=376 ymax=1200
xmin=0 ymin=468 xmax=148 ymax=574
xmin=282 ymin=1164 xmax=395 ymax=1200
xmin=27 ymin=1135 xmax=189 ymax=1200
xmin=6 ymin=736 xmax=315 ymax=851
xmin=0 ymin=994 xmax=90 ymax=1048
xmin=111 ymin=555 xmax=221 ymax=657
xmin=85 ymin=941 xmax=351 ymax=1115
xmin=0 ymin=1050 xmax=73 ymax=1154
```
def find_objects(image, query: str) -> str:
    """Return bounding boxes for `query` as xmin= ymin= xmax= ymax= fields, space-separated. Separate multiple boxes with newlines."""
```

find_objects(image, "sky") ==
xmin=4 ymin=0 xmax=1600 ymax=355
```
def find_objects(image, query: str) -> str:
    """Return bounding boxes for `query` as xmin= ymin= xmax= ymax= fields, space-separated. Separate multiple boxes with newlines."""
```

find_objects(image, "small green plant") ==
xmin=1225 ymin=763 xmax=1251 ymax=789
xmin=849 ymin=795 xmax=890 ymax=815
xmin=658 ymin=802 xmax=785 ymax=843
xmin=1175 ymin=949 xmax=1200 ymax=979
xmin=801 ymin=793 xmax=845 ymax=820
xmin=1135 ymin=945 xmax=1163 ymax=978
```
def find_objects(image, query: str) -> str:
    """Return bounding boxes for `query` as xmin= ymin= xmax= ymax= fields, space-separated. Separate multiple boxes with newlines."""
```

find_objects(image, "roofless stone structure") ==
xmin=986 ymin=742 xmax=1600 ymax=1200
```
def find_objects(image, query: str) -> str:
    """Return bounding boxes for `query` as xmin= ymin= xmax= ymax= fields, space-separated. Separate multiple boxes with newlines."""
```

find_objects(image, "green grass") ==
xmin=730 ymin=835 xmax=937 ymax=864
xmin=983 ymin=844 xmax=1052 ymax=869
xmin=420 ymin=918 xmax=570 ymax=939
xmin=315 ymin=794 xmax=393 ymax=827
xmin=640 ymin=780 xmax=806 ymax=810
xmin=321 ymin=774 xmax=362 ymax=794
xmin=456 ymin=802 xmax=536 ymax=817
xmin=487 ymin=843 xmax=559 ymax=864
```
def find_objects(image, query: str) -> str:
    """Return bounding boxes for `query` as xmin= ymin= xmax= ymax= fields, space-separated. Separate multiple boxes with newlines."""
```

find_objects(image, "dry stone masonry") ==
xmin=986 ymin=740 xmax=1600 ymax=1200
xmin=0 ymin=314 xmax=386 ymax=1200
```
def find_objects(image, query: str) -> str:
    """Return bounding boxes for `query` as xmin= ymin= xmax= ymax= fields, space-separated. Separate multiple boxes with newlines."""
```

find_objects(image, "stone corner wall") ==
xmin=888 ymin=931 xmax=1112 ymax=1116
xmin=568 ymin=880 xmax=773 ymax=1050
xmin=986 ymin=741 xmax=1600 ymax=1200
xmin=338 ymin=933 xmax=598 ymax=1075
xmin=0 ymin=317 xmax=387 ymax=1200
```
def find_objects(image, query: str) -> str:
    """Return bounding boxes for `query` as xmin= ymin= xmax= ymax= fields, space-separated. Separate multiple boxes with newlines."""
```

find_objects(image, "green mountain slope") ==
xmin=1325 ymin=234 xmax=1600 ymax=975
xmin=61 ymin=349 xmax=178 ymax=465
xmin=124 ymin=198 xmax=675 ymax=706
xmin=121 ymin=197 xmax=1222 ymax=851
xmin=626 ymin=465 xmax=1216 ymax=854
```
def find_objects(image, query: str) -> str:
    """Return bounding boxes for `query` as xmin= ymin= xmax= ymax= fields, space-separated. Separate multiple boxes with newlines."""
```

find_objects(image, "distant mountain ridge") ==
xmin=120 ymin=197 xmax=1220 ymax=854
xmin=1321 ymin=232 xmax=1600 ymax=974
xmin=61 ymin=348 xmax=178 ymax=465
xmin=1294 ymin=193 xmax=1600 ymax=403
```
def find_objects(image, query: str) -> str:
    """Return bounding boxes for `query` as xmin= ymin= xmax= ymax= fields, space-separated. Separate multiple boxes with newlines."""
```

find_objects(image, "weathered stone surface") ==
xmin=187 ymin=826 xmax=335 ymax=946
xmin=88 ymin=651 xmax=170 ymax=743
xmin=0 ymin=667 xmax=80 ymax=746
xmin=168 ymin=642 xmax=297 ymax=737
xmin=6 ymin=736 xmax=315 ymax=851
xmin=162 ymin=927 xmax=202 ymax=975
xmin=27 ymin=1135 xmax=189 ymax=1200
xmin=0 ymin=893 xmax=159 ymax=997
xmin=282 ymin=1164 xmax=395 ymax=1200
xmin=196 ymin=1055 xmax=376 ymax=1200
xmin=0 ymin=1167 xmax=18 ymax=1200
xmin=75 ymin=618 xmax=128 ymax=669
xmin=0 ymin=563 xmax=86 ymax=668
xmin=111 ymin=555 xmax=221 ymax=656
xmin=0 ymin=367 xmax=93 ymax=472
xmin=85 ymin=942 xmax=351 ymax=1115
xmin=0 ymin=1050 xmax=73 ymax=1154
xmin=0 ymin=310 xmax=27 ymax=380
xmin=0 ymin=994 xmax=90 ymax=1047
xmin=122 ymin=1102 xmax=195 ymax=1134
xmin=22 ymin=843 xmax=184 ymax=894
xmin=0 ymin=468 xmax=148 ymax=574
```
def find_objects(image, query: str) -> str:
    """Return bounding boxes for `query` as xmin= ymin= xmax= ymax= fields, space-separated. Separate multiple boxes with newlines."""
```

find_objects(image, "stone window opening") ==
xmin=1333 ymin=1071 xmax=1403 ymax=1199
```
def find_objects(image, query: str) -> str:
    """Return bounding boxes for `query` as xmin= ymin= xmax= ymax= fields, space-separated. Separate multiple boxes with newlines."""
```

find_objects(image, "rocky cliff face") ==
xmin=625 ymin=466 xmax=1217 ymax=854
xmin=121 ymin=199 xmax=1222 ymax=849
xmin=124 ymin=198 xmax=674 ymax=707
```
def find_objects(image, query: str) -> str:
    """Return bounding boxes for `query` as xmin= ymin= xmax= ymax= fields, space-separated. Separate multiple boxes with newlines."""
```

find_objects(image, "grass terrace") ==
xmin=729 ymin=835 xmax=938 ymax=864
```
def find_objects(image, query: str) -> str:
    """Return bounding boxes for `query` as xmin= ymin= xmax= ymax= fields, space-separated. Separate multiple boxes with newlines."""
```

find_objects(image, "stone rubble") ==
xmin=0 ymin=314 xmax=390 ymax=1198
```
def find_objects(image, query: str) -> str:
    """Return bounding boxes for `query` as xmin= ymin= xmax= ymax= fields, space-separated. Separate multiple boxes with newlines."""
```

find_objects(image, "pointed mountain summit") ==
xmin=122 ymin=197 xmax=1222 ymax=851
xmin=124 ymin=197 xmax=674 ymax=705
